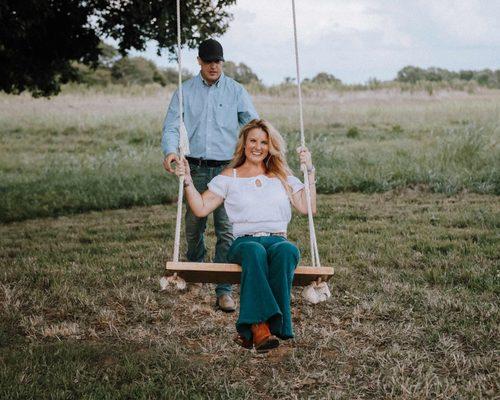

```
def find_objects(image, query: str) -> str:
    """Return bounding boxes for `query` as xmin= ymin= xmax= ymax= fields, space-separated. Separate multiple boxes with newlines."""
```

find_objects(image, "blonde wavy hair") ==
xmin=230 ymin=119 xmax=293 ymax=192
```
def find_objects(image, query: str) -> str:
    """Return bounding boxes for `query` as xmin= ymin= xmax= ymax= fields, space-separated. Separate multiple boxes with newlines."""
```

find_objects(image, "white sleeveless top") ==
xmin=207 ymin=170 xmax=305 ymax=238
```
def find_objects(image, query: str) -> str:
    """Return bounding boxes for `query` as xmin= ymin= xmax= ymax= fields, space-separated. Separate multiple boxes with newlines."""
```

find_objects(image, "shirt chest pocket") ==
xmin=216 ymin=102 xmax=238 ymax=129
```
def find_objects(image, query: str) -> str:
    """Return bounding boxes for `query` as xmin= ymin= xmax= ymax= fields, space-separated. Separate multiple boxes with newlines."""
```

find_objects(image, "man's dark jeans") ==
xmin=186 ymin=163 xmax=233 ymax=297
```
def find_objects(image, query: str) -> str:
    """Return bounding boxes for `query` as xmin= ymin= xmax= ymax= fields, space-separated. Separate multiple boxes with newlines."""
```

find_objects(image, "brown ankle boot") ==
xmin=233 ymin=334 xmax=253 ymax=350
xmin=251 ymin=322 xmax=279 ymax=353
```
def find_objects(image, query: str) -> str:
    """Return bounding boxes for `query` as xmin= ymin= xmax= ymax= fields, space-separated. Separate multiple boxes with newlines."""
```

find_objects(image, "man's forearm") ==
xmin=161 ymin=128 xmax=180 ymax=155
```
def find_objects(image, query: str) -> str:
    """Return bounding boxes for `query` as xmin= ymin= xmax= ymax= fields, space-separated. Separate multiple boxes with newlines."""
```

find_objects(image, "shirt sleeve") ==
xmin=237 ymin=85 xmax=259 ymax=126
xmin=207 ymin=175 xmax=229 ymax=199
xmin=287 ymin=175 xmax=305 ymax=194
xmin=161 ymin=90 xmax=180 ymax=156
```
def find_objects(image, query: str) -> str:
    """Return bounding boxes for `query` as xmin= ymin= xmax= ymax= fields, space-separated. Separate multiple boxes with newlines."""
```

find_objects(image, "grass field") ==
xmin=1 ymin=192 xmax=498 ymax=398
xmin=0 ymin=86 xmax=499 ymax=398
xmin=0 ymin=86 xmax=498 ymax=222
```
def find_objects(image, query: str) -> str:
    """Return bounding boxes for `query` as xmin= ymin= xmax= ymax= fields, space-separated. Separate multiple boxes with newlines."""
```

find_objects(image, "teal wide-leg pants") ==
xmin=227 ymin=236 xmax=300 ymax=341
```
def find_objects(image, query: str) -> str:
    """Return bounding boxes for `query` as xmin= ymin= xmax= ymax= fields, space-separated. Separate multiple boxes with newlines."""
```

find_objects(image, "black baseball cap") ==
xmin=198 ymin=39 xmax=224 ymax=62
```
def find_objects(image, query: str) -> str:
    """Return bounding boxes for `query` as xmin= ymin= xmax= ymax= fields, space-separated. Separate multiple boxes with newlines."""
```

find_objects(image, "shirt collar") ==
xmin=199 ymin=72 xmax=224 ymax=87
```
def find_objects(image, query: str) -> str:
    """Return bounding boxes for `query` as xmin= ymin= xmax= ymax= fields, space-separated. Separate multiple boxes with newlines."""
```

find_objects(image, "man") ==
xmin=162 ymin=39 xmax=259 ymax=312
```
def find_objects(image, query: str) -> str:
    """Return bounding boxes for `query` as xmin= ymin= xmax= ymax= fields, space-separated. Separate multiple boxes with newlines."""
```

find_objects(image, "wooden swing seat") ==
xmin=166 ymin=261 xmax=333 ymax=286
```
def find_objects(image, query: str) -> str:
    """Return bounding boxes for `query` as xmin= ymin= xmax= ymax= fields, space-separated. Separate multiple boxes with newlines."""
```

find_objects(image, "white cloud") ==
xmin=225 ymin=0 xmax=390 ymax=45
xmin=423 ymin=0 xmax=500 ymax=45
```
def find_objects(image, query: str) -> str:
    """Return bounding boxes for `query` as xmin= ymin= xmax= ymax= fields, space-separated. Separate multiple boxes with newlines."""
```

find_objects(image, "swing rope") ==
xmin=291 ymin=0 xmax=321 ymax=268
xmin=172 ymin=0 xmax=186 ymax=263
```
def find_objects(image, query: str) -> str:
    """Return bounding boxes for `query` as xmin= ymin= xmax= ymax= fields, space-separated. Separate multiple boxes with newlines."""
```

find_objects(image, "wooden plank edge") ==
xmin=166 ymin=261 xmax=334 ymax=276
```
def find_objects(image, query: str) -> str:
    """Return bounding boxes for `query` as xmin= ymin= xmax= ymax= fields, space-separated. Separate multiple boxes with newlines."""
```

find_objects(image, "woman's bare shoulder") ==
xmin=220 ymin=168 xmax=233 ymax=177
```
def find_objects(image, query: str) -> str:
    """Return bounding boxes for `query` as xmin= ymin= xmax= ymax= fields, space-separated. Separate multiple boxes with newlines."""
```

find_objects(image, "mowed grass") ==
xmin=0 ymin=87 xmax=499 ymax=222
xmin=1 ymin=192 xmax=498 ymax=399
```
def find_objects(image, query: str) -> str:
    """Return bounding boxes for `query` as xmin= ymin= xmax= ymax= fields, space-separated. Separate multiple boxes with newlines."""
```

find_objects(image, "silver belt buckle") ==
xmin=250 ymin=231 xmax=287 ymax=238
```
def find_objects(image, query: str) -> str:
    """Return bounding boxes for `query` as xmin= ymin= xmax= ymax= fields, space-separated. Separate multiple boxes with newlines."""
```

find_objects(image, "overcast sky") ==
xmin=131 ymin=0 xmax=500 ymax=84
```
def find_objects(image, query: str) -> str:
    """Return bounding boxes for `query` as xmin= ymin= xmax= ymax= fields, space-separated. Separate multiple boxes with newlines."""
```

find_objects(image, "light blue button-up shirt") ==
xmin=162 ymin=72 xmax=259 ymax=160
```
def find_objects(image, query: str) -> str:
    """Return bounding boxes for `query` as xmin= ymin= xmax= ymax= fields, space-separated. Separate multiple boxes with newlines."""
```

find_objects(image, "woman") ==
xmin=175 ymin=119 xmax=317 ymax=352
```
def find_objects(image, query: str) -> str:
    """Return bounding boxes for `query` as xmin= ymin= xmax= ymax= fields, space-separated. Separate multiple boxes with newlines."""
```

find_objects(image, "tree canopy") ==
xmin=0 ymin=0 xmax=236 ymax=96
xmin=223 ymin=61 xmax=260 ymax=84
xmin=310 ymin=72 xmax=341 ymax=85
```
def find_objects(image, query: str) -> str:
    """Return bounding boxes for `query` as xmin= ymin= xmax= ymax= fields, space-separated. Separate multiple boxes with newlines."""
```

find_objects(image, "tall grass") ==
xmin=0 ymin=88 xmax=499 ymax=222
xmin=300 ymin=123 xmax=499 ymax=194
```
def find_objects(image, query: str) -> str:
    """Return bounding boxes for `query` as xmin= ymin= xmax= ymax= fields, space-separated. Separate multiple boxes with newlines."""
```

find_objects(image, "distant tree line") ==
xmin=71 ymin=44 xmax=346 ymax=87
xmin=304 ymin=72 xmax=342 ymax=85
xmin=72 ymin=43 xmax=193 ymax=86
xmin=223 ymin=61 xmax=260 ymax=84
xmin=72 ymin=56 xmax=500 ymax=89
xmin=396 ymin=66 xmax=500 ymax=88
xmin=72 ymin=43 xmax=262 ymax=87
xmin=301 ymin=67 xmax=500 ymax=89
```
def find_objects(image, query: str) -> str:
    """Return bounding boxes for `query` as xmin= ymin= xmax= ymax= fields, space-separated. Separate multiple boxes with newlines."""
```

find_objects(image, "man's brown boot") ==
xmin=216 ymin=294 xmax=236 ymax=312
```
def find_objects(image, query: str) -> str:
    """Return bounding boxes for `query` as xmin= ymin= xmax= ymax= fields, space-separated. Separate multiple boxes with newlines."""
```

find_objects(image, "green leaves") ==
xmin=0 ymin=0 xmax=236 ymax=96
